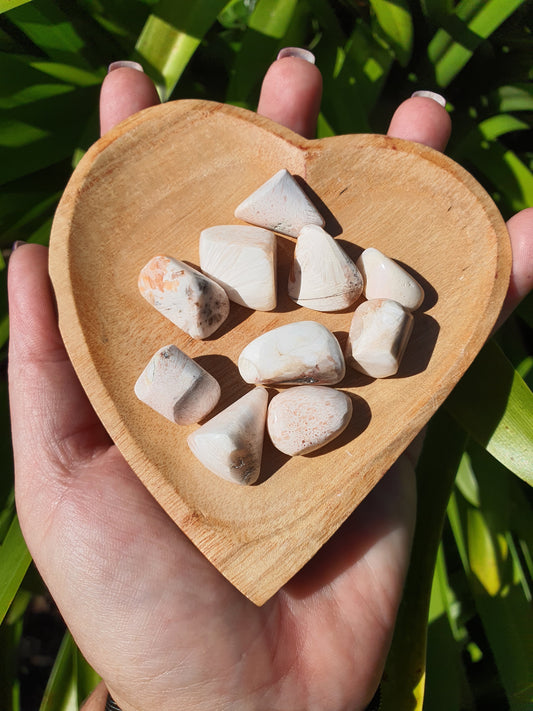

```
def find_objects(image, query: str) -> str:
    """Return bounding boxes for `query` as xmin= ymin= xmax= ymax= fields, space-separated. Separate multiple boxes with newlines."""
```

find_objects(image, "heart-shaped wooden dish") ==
xmin=49 ymin=99 xmax=510 ymax=605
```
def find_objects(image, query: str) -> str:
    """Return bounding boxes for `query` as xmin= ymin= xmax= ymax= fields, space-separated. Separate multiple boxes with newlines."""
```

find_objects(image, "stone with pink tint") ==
xmin=267 ymin=385 xmax=352 ymax=456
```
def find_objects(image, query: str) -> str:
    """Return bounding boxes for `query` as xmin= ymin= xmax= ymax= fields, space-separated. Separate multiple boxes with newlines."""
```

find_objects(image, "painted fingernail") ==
xmin=411 ymin=90 xmax=446 ymax=108
xmin=11 ymin=240 xmax=27 ymax=253
xmin=108 ymin=60 xmax=144 ymax=74
xmin=277 ymin=47 xmax=315 ymax=65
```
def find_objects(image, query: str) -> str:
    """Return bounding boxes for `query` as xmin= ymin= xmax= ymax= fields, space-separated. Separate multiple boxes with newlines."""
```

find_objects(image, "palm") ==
xmin=20 ymin=406 xmax=413 ymax=711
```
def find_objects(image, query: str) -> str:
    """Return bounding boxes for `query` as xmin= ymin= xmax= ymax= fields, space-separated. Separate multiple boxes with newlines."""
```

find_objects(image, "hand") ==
xmin=9 ymin=53 xmax=532 ymax=711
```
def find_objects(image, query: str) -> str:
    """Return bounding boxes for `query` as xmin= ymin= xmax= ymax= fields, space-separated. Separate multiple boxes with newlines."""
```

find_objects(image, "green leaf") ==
xmin=446 ymin=339 xmax=533 ymax=486
xmin=320 ymin=19 xmax=393 ymax=134
xmin=425 ymin=547 xmax=473 ymax=710
xmin=39 ymin=631 xmax=77 ymax=711
xmin=0 ymin=0 xmax=32 ymax=13
xmin=38 ymin=630 xmax=100 ymax=710
xmin=489 ymin=84 xmax=533 ymax=114
xmin=428 ymin=0 xmax=528 ymax=86
xmin=135 ymin=0 xmax=232 ymax=100
xmin=225 ymin=0 xmax=302 ymax=106
xmin=5 ymin=0 xmax=92 ymax=68
xmin=381 ymin=410 xmax=468 ymax=710
xmin=458 ymin=447 xmax=533 ymax=709
xmin=369 ymin=0 xmax=413 ymax=66
xmin=0 ymin=515 xmax=32 ymax=624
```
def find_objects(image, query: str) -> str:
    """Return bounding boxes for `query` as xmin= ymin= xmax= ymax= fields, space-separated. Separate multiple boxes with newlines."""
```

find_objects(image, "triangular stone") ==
xmin=234 ymin=168 xmax=324 ymax=237
xmin=187 ymin=387 xmax=268 ymax=485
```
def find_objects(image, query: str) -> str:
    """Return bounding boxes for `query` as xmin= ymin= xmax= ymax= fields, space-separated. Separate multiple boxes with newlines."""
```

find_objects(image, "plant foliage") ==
xmin=0 ymin=1 xmax=531 ymax=709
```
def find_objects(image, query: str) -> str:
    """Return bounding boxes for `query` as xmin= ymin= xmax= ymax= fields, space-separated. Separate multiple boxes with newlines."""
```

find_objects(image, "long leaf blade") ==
xmin=446 ymin=339 xmax=533 ymax=486
xmin=0 ymin=516 xmax=32 ymax=624
xmin=135 ymin=0 xmax=231 ymax=99
xmin=369 ymin=0 xmax=413 ymax=66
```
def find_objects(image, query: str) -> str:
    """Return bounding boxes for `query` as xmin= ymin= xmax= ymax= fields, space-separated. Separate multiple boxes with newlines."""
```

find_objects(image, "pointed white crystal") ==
xmin=345 ymin=298 xmax=414 ymax=378
xmin=199 ymin=225 xmax=277 ymax=311
xmin=187 ymin=387 xmax=268 ymax=485
xmin=234 ymin=168 xmax=324 ymax=238
xmin=288 ymin=225 xmax=363 ymax=311
xmin=238 ymin=321 xmax=345 ymax=385
xmin=135 ymin=345 xmax=220 ymax=425
xmin=356 ymin=247 xmax=424 ymax=311
xmin=267 ymin=385 xmax=352 ymax=456
xmin=138 ymin=255 xmax=230 ymax=339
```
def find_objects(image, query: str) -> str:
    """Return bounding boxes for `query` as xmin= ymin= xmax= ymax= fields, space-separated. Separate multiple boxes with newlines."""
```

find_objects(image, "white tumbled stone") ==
xmin=238 ymin=320 xmax=345 ymax=386
xmin=187 ymin=387 xmax=268 ymax=485
xmin=356 ymin=247 xmax=424 ymax=311
xmin=138 ymin=255 xmax=230 ymax=339
xmin=345 ymin=299 xmax=414 ymax=378
xmin=234 ymin=168 xmax=324 ymax=238
xmin=135 ymin=345 xmax=220 ymax=425
xmin=267 ymin=385 xmax=352 ymax=456
xmin=199 ymin=225 xmax=277 ymax=311
xmin=288 ymin=225 xmax=363 ymax=311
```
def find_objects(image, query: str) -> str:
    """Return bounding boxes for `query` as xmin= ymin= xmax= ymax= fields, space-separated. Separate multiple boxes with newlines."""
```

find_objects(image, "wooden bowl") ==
xmin=49 ymin=100 xmax=511 ymax=604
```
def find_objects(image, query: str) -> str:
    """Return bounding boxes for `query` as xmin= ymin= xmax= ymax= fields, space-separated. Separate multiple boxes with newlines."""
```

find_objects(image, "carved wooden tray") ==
xmin=49 ymin=100 xmax=511 ymax=604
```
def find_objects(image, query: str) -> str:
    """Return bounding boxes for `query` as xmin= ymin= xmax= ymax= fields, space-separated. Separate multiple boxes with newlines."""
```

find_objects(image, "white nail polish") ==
xmin=277 ymin=47 xmax=315 ymax=65
xmin=108 ymin=60 xmax=144 ymax=74
xmin=411 ymin=90 xmax=446 ymax=108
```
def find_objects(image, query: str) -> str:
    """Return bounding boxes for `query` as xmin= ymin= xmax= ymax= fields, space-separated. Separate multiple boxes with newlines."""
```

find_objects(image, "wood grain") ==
xmin=49 ymin=100 xmax=511 ymax=605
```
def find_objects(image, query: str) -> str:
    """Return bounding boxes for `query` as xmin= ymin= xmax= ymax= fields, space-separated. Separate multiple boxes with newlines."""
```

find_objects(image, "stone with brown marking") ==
xmin=138 ymin=255 xmax=230 ymax=339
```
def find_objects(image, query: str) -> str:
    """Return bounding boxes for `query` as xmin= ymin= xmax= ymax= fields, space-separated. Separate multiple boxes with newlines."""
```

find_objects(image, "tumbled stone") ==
xmin=187 ymin=387 xmax=268 ymax=485
xmin=138 ymin=255 xmax=230 ymax=339
xmin=288 ymin=225 xmax=363 ymax=311
xmin=234 ymin=169 xmax=324 ymax=237
xmin=356 ymin=247 xmax=424 ymax=311
xmin=199 ymin=225 xmax=277 ymax=311
xmin=345 ymin=298 xmax=414 ymax=378
xmin=238 ymin=321 xmax=345 ymax=385
xmin=267 ymin=385 xmax=352 ymax=455
xmin=135 ymin=344 xmax=220 ymax=425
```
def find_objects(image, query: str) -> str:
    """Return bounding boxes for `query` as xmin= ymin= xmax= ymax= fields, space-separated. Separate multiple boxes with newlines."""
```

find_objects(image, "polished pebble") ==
xmin=356 ymin=247 xmax=424 ymax=311
xmin=345 ymin=298 xmax=414 ymax=378
xmin=288 ymin=225 xmax=363 ymax=312
xmin=238 ymin=320 xmax=345 ymax=386
xmin=187 ymin=387 xmax=268 ymax=485
xmin=267 ymin=385 xmax=352 ymax=455
xmin=199 ymin=224 xmax=277 ymax=311
xmin=138 ymin=255 xmax=230 ymax=339
xmin=235 ymin=168 xmax=324 ymax=238
xmin=135 ymin=344 xmax=220 ymax=425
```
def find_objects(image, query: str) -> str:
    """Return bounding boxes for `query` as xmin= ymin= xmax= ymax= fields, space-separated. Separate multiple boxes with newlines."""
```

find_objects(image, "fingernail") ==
xmin=11 ymin=240 xmax=27 ymax=253
xmin=277 ymin=47 xmax=315 ymax=65
xmin=411 ymin=90 xmax=446 ymax=108
xmin=108 ymin=60 xmax=144 ymax=74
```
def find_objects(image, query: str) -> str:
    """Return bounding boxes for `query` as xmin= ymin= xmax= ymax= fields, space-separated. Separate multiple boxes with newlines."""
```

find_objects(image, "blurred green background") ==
xmin=0 ymin=1 xmax=532 ymax=709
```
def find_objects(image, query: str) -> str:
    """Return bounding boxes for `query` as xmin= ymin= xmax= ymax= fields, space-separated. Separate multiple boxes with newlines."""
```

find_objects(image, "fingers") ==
xmin=257 ymin=50 xmax=322 ymax=139
xmin=100 ymin=62 xmax=160 ymax=136
xmin=497 ymin=207 xmax=533 ymax=326
xmin=387 ymin=93 xmax=451 ymax=152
